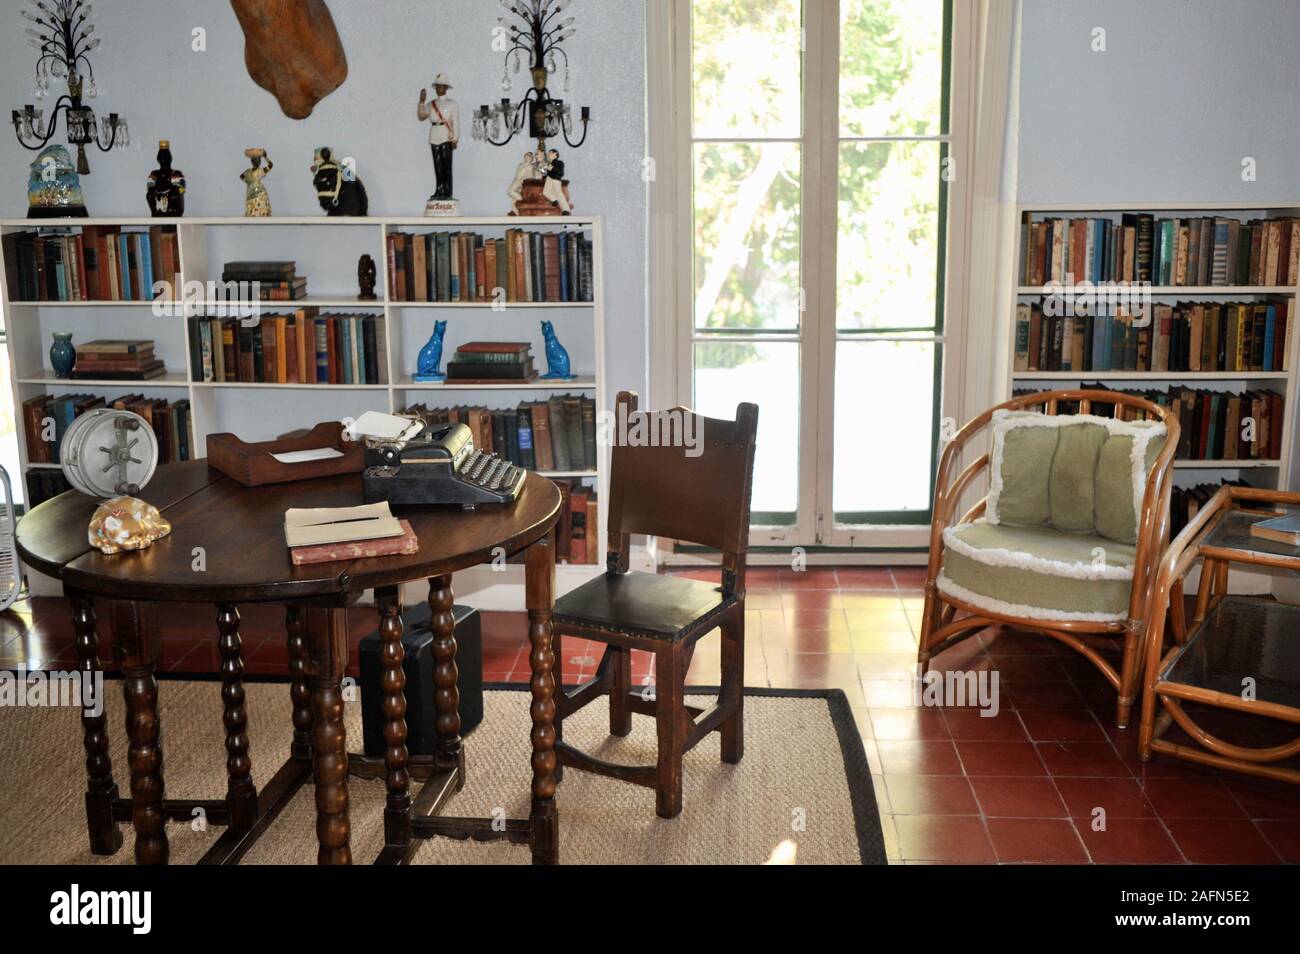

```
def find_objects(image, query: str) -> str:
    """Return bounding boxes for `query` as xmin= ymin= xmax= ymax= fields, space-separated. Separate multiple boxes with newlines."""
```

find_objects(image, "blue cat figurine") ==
xmin=413 ymin=319 xmax=448 ymax=382
xmin=540 ymin=320 xmax=573 ymax=379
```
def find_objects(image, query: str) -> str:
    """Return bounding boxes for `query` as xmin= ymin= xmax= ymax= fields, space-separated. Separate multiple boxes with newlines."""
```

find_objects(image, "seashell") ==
xmin=87 ymin=496 xmax=172 ymax=555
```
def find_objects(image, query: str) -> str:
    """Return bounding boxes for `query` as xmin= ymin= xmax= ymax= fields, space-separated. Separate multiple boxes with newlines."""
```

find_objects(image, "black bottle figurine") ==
xmin=146 ymin=140 xmax=186 ymax=217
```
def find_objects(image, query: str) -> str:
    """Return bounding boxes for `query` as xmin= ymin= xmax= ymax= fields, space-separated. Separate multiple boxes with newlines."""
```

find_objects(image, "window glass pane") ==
xmin=833 ymin=339 xmax=935 ymax=515
xmin=694 ymin=142 xmax=802 ymax=331
xmin=692 ymin=0 xmax=802 ymax=139
xmin=694 ymin=340 xmax=798 ymax=518
xmin=836 ymin=140 xmax=940 ymax=331
xmin=839 ymin=0 xmax=944 ymax=137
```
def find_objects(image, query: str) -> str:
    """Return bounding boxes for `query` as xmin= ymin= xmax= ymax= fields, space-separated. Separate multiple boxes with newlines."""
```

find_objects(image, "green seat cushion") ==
xmin=938 ymin=520 xmax=1137 ymax=622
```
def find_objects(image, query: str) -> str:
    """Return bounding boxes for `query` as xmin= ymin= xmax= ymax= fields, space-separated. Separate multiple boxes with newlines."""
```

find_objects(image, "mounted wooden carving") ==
xmin=230 ymin=0 xmax=348 ymax=119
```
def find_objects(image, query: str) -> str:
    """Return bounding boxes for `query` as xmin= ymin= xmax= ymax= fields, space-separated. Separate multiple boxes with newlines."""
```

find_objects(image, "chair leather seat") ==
xmin=554 ymin=571 xmax=736 ymax=640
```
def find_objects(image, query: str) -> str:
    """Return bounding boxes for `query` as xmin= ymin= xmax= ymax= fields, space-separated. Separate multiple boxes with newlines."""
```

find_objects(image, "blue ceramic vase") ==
xmin=50 ymin=333 xmax=75 ymax=378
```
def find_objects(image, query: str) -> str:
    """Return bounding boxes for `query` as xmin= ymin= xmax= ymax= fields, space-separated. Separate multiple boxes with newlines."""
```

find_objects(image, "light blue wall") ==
xmin=1018 ymin=0 xmax=1300 ymax=203
xmin=0 ymin=0 xmax=648 ymax=396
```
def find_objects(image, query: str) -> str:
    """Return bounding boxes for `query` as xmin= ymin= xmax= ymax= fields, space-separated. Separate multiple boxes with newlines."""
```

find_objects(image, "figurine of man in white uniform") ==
xmin=417 ymin=72 xmax=459 ymax=200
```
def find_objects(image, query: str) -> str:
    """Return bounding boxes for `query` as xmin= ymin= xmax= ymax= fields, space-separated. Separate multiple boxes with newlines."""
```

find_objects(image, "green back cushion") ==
xmin=989 ymin=410 xmax=1165 ymax=544
xmin=1093 ymin=427 xmax=1167 ymax=544
xmin=992 ymin=422 xmax=1058 ymax=526
xmin=1049 ymin=422 xmax=1107 ymax=532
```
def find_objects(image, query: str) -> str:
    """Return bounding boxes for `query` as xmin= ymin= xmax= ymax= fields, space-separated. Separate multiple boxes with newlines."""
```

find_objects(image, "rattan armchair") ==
xmin=918 ymin=389 xmax=1180 ymax=728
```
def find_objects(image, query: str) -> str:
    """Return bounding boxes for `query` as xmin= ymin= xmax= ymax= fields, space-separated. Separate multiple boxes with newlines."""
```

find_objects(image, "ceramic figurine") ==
xmin=311 ymin=146 xmax=368 ymax=216
xmin=507 ymin=150 xmax=538 ymax=213
xmin=241 ymin=148 xmax=273 ymax=216
xmin=413 ymin=319 xmax=448 ymax=382
xmin=146 ymin=140 xmax=186 ymax=216
xmin=540 ymin=149 xmax=572 ymax=215
xmin=50 ymin=333 xmax=76 ymax=378
xmin=27 ymin=144 xmax=87 ymax=219
xmin=87 ymin=496 xmax=172 ymax=554
xmin=540 ymin=320 xmax=573 ymax=379
xmin=418 ymin=72 xmax=459 ymax=214
xmin=358 ymin=254 xmax=378 ymax=300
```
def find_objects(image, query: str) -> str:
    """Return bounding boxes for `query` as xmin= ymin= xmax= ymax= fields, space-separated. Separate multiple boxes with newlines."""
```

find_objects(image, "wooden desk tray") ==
xmin=206 ymin=421 xmax=364 ymax=487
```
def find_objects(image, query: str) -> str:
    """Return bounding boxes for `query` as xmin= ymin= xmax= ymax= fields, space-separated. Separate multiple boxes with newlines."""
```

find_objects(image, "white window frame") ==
xmin=647 ymin=0 xmax=979 ymax=558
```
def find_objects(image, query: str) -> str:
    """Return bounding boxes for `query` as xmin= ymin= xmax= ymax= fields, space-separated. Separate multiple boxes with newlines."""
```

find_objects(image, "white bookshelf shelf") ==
xmin=1013 ymin=371 xmax=1290 ymax=381
xmin=1 ymin=214 xmax=610 ymax=601
xmin=1016 ymin=285 xmax=1295 ymax=295
xmin=1010 ymin=202 xmax=1300 ymax=511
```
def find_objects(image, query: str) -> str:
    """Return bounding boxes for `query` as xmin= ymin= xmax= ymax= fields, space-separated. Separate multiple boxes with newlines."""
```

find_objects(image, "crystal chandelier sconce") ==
xmin=12 ymin=0 xmax=129 ymax=174
xmin=471 ymin=0 xmax=592 ymax=152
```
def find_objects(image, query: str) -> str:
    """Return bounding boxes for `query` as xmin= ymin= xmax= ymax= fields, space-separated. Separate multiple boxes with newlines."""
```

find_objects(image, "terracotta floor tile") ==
xmin=1142 ymin=778 xmax=1246 ymax=819
xmin=860 ymin=678 xmax=918 ymax=709
xmin=785 ymin=609 xmax=850 ymax=632
xmin=1037 ymin=741 xmax=1130 ymax=778
xmin=942 ymin=707 xmax=1027 ymax=742
xmin=1003 ymin=682 xmax=1087 ymax=710
xmin=892 ymin=815 xmax=995 ymax=863
xmin=986 ymin=818 xmax=1087 ymax=863
xmin=785 ymin=630 xmax=856 ymax=654
xmin=1077 ymin=818 xmax=1184 ymax=864
xmin=833 ymin=593 xmax=904 ymax=611
xmin=1226 ymin=779 xmax=1300 ymax=820
xmin=851 ymin=630 xmax=918 ymax=655
xmin=1053 ymin=777 xmax=1156 ymax=819
xmin=1017 ymin=709 xmax=1109 ymax=743
xmin=1163 ymin=818 xmax=1280 ymax=863
xmin=868 ymin=707 xmax=950 ymax=741
xmin=969 ymin=776 xmax=1067 ymax=818
xmin=834 ymin=567 xmax=897 ymax=590
xmin=780 ymin=590 xmax=839 ymax=610
xmin=890 ymin=567 xmax=928 ymax=588
xmin=777 ymin=568 xmax=840 ymax=589
xmin=876 ymin=739 xmax=963 ymax=775
xmin=1256 ymin=820 xmax=1300 ymax=862
xmin=884 ymin=775 xmax=979 ymax=815
xmin=844 ymin=609 xmax=913 ymax=632
xmin=955 ymin=740 xmax=1046 ymax=777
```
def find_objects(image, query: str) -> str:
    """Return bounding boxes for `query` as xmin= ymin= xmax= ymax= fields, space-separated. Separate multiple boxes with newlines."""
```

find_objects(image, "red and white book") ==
xmin=289 ymin=519 xmax=419 ymax=566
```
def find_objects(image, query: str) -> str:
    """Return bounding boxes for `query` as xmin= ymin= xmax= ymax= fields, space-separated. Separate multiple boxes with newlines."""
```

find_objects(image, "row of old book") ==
xmin=446 ymin=341 xmax=537 ymax=382
xmin=188 ymin=310 xmax=387 ymax=385
xmin=1020 ymin=214 xmax=1300 ymax=287
xmin=1171 ymin=480 xmax=1250 ymax=538
xmin=1014 ymin=299 xmax=1293 ymax=374
xmin=216 ymin=261 xmax=309 ymax=302
xmin=22 ymin=392 xmax=194 ymax=465
xmin=68 ymin=338 xmax=168 ymax=381
xmin=2 ymin=225 xmax=179 ymax=302
xmin=1014 ymin=385 xmax=1285 ymax=461
xmin=403 ymin=396 xmax=598 ymax=473
xmin=25 ymin=468 xmax=71 ymax=508
xmin=386 ymin=230 xmax=594 ymax=303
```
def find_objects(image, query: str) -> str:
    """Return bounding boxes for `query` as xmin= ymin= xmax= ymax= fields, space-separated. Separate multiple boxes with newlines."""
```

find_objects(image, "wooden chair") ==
xmin=918 ymin=389 xmax=1179 ymax=728
xmin=551 ymin=391 xmax=758 ymax=817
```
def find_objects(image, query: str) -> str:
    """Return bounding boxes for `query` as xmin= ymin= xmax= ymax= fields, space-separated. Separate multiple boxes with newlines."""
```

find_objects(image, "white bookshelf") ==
xmin=0 ymin=215 xmax=608 ymax=607
xmin=1010 ymin=202 xmax=1300 ymax=596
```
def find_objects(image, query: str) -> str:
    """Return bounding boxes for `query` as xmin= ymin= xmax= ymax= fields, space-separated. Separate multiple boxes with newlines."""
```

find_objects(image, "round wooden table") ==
xmin=16 ymin=460 xmax=563 ymax=865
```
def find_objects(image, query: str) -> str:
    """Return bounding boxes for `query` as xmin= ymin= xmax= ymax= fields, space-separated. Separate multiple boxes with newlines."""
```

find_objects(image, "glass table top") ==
xmin=1201 ymin=510 xmax=1300 ymax=567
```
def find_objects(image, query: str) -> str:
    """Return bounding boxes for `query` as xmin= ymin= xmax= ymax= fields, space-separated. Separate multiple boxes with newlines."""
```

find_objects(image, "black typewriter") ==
xmin=362 ymin=421 xmax=525 ymax=508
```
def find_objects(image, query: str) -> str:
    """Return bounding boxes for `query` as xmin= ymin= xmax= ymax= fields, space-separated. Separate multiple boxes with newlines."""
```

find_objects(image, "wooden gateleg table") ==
xmin=15 ymin=460 xmax=563 ymax=865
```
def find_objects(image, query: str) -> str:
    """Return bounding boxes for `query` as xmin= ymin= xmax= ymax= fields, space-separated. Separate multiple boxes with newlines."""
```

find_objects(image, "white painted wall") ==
xmin=0 ymin=0 xmax=649 ymax=397
xmin=1018 ymin=0 xmax=1300 ymax=204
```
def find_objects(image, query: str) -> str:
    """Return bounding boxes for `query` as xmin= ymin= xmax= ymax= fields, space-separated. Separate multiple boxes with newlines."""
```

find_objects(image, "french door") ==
xmin=678 ymin=0 xmax=968 ymax=550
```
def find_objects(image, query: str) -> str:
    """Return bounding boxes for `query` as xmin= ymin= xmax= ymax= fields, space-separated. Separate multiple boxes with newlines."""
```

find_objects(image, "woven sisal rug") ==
xmin=0 ymin=680 xmax=884 ymax=865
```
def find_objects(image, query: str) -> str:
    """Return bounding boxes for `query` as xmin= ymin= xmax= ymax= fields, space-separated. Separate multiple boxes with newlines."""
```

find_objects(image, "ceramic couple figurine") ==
xmin=241 ymin=148 xmax=273 ymax=216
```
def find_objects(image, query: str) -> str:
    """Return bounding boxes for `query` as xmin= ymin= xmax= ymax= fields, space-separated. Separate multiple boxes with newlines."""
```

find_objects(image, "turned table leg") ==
xmin=285 ymin=606 xmax=313 ymax=762
xmin=110 ymin=600 xmax=167 ymax=865
xmin=70 ymin=592 xmax=122 ymax=855
xmin=216 ymin=603 xmax=258 ymax=831
xmin=307 ymin=607 xmax=351 ymax=865
xmin=428 ymin=575 xmax=464 ymax=785
xmin=376 ymin=586 xmax=411 ymax=847
xmin=525 ymin=534 xmax=559 ymax=865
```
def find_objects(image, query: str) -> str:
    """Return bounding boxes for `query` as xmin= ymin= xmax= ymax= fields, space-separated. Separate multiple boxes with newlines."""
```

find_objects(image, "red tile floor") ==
xmin=2 ymin=564 xmax=1296 ymax=864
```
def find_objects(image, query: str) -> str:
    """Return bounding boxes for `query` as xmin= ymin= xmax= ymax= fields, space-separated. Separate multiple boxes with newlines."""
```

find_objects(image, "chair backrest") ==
xmin=605 ymin=391 xmax=758 ymax=587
